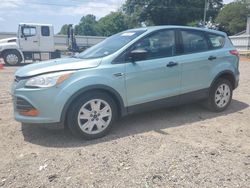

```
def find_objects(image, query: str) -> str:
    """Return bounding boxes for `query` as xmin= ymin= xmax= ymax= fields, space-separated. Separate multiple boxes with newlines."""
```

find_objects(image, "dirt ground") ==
xmin=0 ymin=58 xmax=249 ymax=188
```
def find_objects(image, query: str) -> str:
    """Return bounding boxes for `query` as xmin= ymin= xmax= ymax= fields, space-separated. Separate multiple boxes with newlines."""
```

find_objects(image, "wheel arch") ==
xmin=1 ymin=49 xmax=24 ymax=62
xmin=210 ymin=70 xmax=236 ymax=90
xmin=60 ymin=85 xmax=127 ymax=124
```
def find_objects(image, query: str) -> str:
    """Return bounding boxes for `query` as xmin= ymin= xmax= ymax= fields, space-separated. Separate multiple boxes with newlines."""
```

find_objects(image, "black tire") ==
xmin=205 ymin=78 xmax=233 ymax=112
xmin=3 ymin=50 xmax=22 ymax=66
xmin=66 ymin=91 xmax=118 ymax=139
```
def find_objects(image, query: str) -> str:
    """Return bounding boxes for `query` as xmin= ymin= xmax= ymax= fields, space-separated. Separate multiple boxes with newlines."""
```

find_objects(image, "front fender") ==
xmin=0 ymin=43 xmax=24 ymax=62
xmin=54 ymin=67 xmax=127 ymax=122
xmin=0 ymin=42 xmax=18 ymax=51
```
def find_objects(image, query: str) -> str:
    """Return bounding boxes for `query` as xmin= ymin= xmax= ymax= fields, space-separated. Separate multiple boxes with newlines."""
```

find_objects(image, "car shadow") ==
xmin=21 ymin=99 xmax=249 ymax=148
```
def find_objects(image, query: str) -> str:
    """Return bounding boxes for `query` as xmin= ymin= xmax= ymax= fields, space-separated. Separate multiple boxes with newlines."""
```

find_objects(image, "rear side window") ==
xmin=41 ymin=26 xmax=50 ymax=36
xmin=207 ymin=34 xmax=225 ymax=49
xmin=181 ymin=30 xmax=208 ymax=54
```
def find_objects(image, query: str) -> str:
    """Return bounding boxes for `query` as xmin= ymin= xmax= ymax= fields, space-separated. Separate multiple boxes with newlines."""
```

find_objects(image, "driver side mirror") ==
xmin=21 ymin=33 xmax=27 ymax=40
xmin=128 ymin=49 xmax=148 ymax=63
xmin=20 ymin=26 xmax=29 ymax=40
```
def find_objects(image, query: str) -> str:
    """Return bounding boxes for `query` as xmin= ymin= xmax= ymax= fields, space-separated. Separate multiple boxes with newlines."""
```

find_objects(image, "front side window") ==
xmin=41 ymin=26 xmax=50 ymax=36
xmin=22 ymin=26 xmax=36 ymax=37
xmin=208 ymin=34 xmax=225 ymax=49
xmin=130 ymin=30 xmax=176 ymax=60
xmin=181 ymin=30 xmax=208 ymax=54
xmin=77 ymin=29 xmax=147 ymax=59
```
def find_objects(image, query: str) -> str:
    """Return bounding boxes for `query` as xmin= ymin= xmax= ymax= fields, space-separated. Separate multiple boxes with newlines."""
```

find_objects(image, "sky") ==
xmin=0 ymin=0 xmax=235 ymax=33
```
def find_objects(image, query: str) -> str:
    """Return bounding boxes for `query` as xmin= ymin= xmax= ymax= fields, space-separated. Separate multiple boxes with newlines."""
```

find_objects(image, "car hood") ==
xmin=0 ymin=37 xmax=17 ymax=44
xmin=15 ymin=57 xmax=102 ymax=77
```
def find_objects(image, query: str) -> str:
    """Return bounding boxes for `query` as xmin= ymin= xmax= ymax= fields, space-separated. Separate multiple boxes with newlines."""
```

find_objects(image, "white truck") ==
xmin=0 ymin=23 xmax=62 ymax=66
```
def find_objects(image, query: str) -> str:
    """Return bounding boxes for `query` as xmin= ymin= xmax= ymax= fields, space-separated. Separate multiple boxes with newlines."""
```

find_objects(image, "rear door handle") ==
xmin=208 ymin=56 xmax=217 ymax=61
xmin=166 ymin=61 xmax=178 ymax=67
xmin=33 ymin=41 xmax=38 ymax=43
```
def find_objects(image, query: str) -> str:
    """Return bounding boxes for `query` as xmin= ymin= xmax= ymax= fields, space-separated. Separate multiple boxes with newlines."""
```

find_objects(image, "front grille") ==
xmin=16 ymin=97 xmax=35 ymax=111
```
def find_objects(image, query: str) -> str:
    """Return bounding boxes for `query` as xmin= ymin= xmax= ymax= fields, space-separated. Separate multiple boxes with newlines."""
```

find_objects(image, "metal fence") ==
xmin=0 ymin=32 xmax=105 ymax=51
xmin=229 ymin=35 xmax=250 ymax=51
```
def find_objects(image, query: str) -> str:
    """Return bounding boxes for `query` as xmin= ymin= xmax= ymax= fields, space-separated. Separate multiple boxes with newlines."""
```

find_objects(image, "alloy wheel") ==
xmin=215 ymin=83 xmax=231 ymax=108
xmin=77 ymin=99 xmax=112 ymax=134
xmin=6 ymin=54 xmax=19 ymax=65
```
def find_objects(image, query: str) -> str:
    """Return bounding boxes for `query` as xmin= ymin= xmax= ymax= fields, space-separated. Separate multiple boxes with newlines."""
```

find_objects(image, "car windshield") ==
xmin=76 ymin=29 xmax=147 ymax=59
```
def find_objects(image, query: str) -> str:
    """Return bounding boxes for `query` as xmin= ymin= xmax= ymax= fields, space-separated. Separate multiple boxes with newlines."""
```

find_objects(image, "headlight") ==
xmin=25 ymin=71 xmax=74 ymax=88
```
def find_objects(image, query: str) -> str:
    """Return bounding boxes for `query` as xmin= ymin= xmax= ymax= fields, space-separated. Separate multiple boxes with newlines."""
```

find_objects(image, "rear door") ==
xmin=125 ymin=29 xmax=181 ymax=109
xmin=39 ymin=26 xmax=55 ymax=52
xmin=178 ymin=29 xmax=212 ymax=96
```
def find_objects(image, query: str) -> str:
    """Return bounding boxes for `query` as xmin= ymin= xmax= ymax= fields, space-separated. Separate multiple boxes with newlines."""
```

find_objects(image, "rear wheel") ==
xmin=67 ymin=91 xmax=118 ymax=139
xmin=3 ymin=50 xmax=22 ymax=66
xmin=205 ymin=78 xmax=233 ymax=112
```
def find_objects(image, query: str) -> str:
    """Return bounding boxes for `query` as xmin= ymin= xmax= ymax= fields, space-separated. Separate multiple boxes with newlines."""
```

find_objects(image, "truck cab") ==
xmin=18 ymin=23 xmax=55 ymax=52
xmin=0 ymin=23 xmax=59 ymax=66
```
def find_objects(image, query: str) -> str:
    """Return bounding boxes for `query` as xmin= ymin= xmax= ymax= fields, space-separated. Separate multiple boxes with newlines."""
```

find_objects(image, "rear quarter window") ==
xmin=207 ymin=34 xmax=225 ymax=49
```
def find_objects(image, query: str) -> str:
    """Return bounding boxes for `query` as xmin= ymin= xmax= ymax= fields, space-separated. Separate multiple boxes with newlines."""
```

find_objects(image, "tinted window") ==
xmin=41 ymin=26 xmax=50 ymax=36
xmin=22 ymin=26 xmax=36 ymax=37
xmin=130 ymin=30 xmax=176 ymax=60
xmin=77 ymin=29 xmax=146 ymax=59
xmin=181 ymin=30 xmax=208 ymax=53
xmin=208 ymin=34 xmax=224 ymax=48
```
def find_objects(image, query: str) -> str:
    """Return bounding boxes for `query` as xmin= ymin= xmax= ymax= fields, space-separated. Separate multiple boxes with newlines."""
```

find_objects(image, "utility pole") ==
xmin=203 ymin=0 xmax=207 ymax=26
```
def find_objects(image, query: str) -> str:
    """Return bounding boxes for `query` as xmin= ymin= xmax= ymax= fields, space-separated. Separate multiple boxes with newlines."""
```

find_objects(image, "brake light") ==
xmin=229 ymin=50 xmax=239 ymax=57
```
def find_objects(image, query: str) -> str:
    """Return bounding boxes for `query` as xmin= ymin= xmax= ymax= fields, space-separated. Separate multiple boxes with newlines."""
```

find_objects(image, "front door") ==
xmin=125 ymin=29 xmax=181 ymax=109
xmin=19 ymin=25 xmax=40 ymax=51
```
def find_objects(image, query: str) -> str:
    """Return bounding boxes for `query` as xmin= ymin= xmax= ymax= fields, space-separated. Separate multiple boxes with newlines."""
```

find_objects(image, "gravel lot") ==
xmin=0 ymin=59 xmax=249 ymax=188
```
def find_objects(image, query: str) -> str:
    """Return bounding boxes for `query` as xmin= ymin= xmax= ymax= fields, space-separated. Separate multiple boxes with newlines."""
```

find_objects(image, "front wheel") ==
xmin=66 ymin=91 xmax=118 ymax=139
xmin=205 ymin=78 xmax=233 ymax=112
xmin=3 ymin=50 xmax=22 ymax=66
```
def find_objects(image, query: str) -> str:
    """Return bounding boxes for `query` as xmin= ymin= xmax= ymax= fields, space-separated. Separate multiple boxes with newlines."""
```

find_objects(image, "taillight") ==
xmin=229 ymin=50 xmax=239 ymax=57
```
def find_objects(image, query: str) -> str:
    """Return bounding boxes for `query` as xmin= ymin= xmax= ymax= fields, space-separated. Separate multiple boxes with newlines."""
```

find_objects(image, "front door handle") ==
xmin=113 ymin=72 xmax=124 ymax=77
xmin=33 ymin=41 xmax=38 ymax=43
xmin=208 ymin=56 xmax=217 ymax=61
xmin=166 ymin=61 xmax=178 ymax=67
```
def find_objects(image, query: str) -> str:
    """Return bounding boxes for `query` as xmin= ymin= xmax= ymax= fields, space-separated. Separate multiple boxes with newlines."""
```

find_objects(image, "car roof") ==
xmin=19 ymin=23 xmax=53 ymax=27
xmin=129 ymin=25 xmax=226 ymax=36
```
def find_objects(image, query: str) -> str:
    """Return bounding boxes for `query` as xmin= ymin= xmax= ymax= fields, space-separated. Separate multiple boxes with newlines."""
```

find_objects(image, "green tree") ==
xmin=74 ymin=14 xmax=97 ymax=36
xmin=216 ymin=1 xmax=250 ymax=35
xmin=58 ymin=24 xmax=70 ymax=35
xmin=96 ymin=12 xmax=129 ymax=36
xmin=123 ymin=0 xmax=223 ymax=26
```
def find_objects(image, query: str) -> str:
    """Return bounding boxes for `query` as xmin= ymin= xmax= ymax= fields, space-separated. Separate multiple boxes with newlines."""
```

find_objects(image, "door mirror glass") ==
xmin=129 ymin=49 xmax=148 ymax=62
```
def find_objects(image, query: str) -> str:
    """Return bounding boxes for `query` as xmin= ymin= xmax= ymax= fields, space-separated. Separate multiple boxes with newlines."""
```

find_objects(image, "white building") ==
xmin=229 ymin=16 xmax=250 ymax=51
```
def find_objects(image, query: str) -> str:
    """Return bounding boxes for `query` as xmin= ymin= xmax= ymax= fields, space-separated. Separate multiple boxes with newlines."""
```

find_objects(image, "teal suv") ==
xmin=11 ymin=26 xmax=239 ymax=139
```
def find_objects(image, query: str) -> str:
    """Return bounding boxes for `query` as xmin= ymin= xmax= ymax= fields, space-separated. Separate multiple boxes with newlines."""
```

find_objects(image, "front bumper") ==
xmin=11 ymin=79 xmax=68 ymax=125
